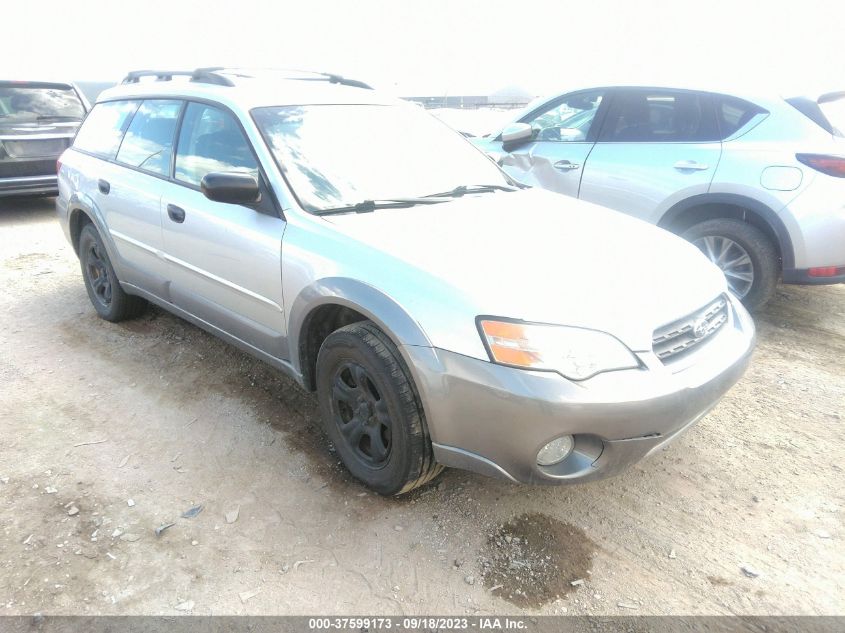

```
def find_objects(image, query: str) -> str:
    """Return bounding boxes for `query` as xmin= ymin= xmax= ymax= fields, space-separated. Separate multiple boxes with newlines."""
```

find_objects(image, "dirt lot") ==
xmin=0 ymin=197 xmax=843 ymax=616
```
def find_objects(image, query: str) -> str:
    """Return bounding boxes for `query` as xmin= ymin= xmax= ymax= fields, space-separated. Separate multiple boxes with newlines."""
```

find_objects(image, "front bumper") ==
xmin=406 ymin=295 xmax=755 ymax=485
xmin=0 ymin=175 xmax=58 ymax=197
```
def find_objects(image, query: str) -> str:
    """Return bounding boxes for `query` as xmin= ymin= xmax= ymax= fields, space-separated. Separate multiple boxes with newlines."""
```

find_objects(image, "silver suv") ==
xmin=473 ymin=85 xmax=845 ymax=309
xmin=57 ymin=69 xmax=755 ymax=494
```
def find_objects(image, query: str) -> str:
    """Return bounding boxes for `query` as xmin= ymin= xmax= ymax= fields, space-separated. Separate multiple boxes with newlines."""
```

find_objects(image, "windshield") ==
xmin=252 ymin=104 xmax=510 ymax=213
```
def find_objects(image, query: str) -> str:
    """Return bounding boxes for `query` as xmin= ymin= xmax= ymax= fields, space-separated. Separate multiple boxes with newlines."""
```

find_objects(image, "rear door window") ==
xmin=116 ymin=100 xmax=182 ymax=176
xmin=599 ymin=90 xmax=720 ymax=142
xmin=73 ymin=100 xmax=140 ymax=159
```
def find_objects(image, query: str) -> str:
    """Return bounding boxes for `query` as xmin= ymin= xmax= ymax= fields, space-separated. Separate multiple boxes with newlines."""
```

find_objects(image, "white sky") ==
xmin=2 ymin=0 xmax=843 ymax=97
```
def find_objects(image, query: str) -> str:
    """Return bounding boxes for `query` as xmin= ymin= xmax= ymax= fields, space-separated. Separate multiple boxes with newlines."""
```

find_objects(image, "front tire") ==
xmin=682 ymin=218 xmax=778 ymax=311
xmin=79 ymin=223 xmax=147 ymax=322
xmin=315 ymin=321 xmax=443 ymax=495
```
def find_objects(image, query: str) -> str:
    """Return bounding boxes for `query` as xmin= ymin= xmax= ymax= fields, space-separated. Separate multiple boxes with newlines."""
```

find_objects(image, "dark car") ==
xmin=0 ymin=81 xmax=88 ymax=197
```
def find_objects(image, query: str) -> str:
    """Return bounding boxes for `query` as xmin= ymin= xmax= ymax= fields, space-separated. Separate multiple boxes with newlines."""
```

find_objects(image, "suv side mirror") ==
xmin=200 ymin=172 xmax=261 ymax=205
xmin=500 ymin=122 xmax=533 ymax=150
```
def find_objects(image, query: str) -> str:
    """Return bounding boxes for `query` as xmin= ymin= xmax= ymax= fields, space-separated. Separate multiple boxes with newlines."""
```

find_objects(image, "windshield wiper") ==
xmin=314 ymin=197 xmax=449 ymax=216
xmin=422 ymin=184 xmax=519 ymax=198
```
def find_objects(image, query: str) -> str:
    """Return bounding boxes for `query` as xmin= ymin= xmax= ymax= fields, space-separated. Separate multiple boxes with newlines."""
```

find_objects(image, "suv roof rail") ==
xmin=308 ymin=73 xmax=372 ymax=90
xmin=121 ymin=68 xmax=235 ymax=87
xmin=215 ymin=67 xmax=373 ymax=90
xmin=120 ymin=67 xmax=372 ymax=90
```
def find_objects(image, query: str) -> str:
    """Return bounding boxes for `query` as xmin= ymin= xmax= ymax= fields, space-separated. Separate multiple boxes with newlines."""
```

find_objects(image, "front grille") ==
xmin=652 ymin=295 xmax=729 ymax=362
xmin=0 ymin=159 xmax=58 ymax=178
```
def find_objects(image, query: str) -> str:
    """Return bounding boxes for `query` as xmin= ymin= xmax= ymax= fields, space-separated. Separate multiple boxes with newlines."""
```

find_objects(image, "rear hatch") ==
xmin=786 ymin=91 xmax=845 ymax=179
xmin=0 ymin=81 xmax=86 ymax=178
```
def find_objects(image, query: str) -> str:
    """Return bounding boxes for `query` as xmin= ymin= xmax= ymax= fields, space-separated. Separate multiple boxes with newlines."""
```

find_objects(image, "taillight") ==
xmin=796 ymin=154 xmax=845 ymax=178
xmin=56 ymin=159 xmax=62 ymax=174
xmin=809 ymin=266 xmax=845 ymax=277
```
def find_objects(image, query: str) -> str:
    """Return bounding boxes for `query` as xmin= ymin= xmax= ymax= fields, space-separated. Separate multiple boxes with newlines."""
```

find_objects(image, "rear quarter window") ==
xmin=715 ymin=96 xmax=766 ymax=139
xmin=73 ymin=100 xmax=140 ymax=159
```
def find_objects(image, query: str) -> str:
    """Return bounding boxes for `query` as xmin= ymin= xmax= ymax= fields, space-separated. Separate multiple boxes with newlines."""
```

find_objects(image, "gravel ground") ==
xmin=0 ymin=197 xmax=843 ymax=616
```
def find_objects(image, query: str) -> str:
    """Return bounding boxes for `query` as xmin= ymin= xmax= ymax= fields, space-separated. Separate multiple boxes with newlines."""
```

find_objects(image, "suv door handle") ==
xmin=98 ymin=179 xmax=110 ymax=194
xmin=553 ymin=160 xmax=581 ymax=171
xmin=674 ymin=160 xmax=709 ymax=171
xmin=167 ymin=204 xmax=186 ymax=223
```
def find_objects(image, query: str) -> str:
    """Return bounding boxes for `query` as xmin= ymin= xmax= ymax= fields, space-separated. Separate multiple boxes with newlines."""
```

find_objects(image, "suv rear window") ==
xmin=0 ymin=82 xmax=86 ymax=123
xmin=74 ymin=100 xmax=140 ymax=159
xmin=787 ymin=95 xmax=844 ymax=137
xmin=821 ymin=99 xmax=845 ymax=136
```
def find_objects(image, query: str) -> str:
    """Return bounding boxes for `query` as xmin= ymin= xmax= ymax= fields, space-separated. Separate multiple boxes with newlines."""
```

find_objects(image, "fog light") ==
xmin=537 ymin=435 xmax=574 ymax=466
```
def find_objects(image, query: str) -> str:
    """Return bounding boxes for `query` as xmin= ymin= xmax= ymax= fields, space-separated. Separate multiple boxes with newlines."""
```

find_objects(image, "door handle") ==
xmin=98 ymin=179 xmax=110 ymax=194
xmin=553 ymin=160 xmax=581 ymax=171
xmin=167 ymin=204 xmax=186 ymax=223
xmin=674 ymin=160 xmax=709 ymax=171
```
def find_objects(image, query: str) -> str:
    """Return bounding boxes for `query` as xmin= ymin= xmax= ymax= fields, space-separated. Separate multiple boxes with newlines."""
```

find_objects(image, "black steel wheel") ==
xmin=316 ymin=321 xmax=443 ymax=495
xmin=331 ymin=361 xmax=393 ymax=468
xmin=78 ymin=223 xmax=147 ymax=322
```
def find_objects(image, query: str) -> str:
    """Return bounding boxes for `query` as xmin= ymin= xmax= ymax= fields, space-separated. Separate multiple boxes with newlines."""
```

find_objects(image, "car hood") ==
xmin=322 ymin=188 xmax=727 ymax=351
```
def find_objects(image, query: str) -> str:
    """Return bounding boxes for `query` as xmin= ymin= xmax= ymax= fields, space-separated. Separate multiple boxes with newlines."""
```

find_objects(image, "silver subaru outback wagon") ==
xmin=57 ymin=68 xmax=755 ymax=495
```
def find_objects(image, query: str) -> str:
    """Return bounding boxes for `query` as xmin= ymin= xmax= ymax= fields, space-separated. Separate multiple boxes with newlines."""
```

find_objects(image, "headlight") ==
xmin=478 ymin=319 xmax=640 ymax=380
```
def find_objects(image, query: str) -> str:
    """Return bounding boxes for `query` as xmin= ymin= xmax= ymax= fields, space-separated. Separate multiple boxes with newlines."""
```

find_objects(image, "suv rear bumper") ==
xmin=0 ymin=175 xmax=58 ymax=197
xmin=782 ymin=267 xmax=845 ymax=285
xmin=406 ymin=295 xmax=755 ymax=485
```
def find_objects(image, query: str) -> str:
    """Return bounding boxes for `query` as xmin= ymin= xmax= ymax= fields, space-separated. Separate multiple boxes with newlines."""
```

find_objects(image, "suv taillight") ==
xmin=796 ymin=154 xmax=845 ymax=178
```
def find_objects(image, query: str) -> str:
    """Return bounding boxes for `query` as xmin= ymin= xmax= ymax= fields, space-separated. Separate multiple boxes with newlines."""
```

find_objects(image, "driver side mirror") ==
xmin=500 ymin=122 xmax=533 ymax=151
xmin=200 ymin=172 xmax=261 ymax=205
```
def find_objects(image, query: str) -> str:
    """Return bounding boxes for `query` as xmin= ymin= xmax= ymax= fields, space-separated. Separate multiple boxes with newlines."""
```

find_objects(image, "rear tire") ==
xmin=682 ymin=218 xmax=778 ymax=311
xmin=79 ymin=223 xmax=147 ymax=322
xmin=315 ymin=321 xmax=443 ymax=495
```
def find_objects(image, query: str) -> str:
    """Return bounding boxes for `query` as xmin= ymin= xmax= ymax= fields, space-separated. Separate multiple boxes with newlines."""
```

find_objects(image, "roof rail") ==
xmin=121 ymin=68 xmax=234 ymax=87
xmin=317 ymin=73 xmax=372 ymax=90
xmin=209 ymin=67 xmax=373 ymax=90
xmin=120 ymin=67 xmax=371 ymax=90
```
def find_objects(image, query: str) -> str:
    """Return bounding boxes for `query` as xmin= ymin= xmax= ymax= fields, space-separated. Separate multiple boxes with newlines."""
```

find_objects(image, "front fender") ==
xmin=287 ymin=277 xmax=454 ymax=445
xmin=288 ymin=277 xmax=433 ymax=375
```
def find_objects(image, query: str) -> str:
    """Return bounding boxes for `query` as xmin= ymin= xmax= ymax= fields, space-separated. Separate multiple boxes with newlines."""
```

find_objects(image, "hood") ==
xmin=323 ymin=188 xmax=727 ymax=351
